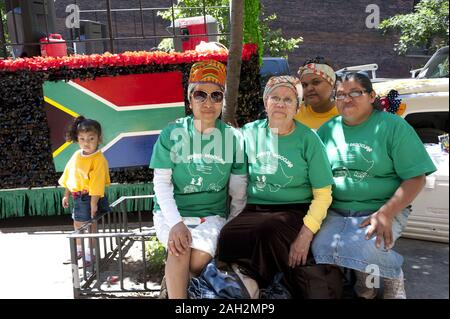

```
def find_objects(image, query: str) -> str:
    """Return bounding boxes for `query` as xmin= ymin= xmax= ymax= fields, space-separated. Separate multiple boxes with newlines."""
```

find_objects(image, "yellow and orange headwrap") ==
xmin=189 ymin=60 xmax=227 ymax=90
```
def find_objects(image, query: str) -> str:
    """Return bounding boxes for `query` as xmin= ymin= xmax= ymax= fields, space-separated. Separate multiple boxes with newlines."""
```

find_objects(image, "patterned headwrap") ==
xmin=189 ymin=60 xmax=227 ymax=90
xmin=298 ymin=63 xmax=336 ymax=87
xmin=263 ymin=76 xmax=303 ymax=106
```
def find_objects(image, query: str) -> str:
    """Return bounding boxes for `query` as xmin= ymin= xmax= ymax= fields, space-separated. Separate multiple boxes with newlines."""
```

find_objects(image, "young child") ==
xmin=59 ymin=116 xmax=111 ymax=264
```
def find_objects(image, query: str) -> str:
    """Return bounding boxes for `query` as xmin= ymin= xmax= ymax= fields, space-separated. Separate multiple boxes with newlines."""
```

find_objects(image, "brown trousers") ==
xmin=218 ymin=203 xmax=343 ymax=299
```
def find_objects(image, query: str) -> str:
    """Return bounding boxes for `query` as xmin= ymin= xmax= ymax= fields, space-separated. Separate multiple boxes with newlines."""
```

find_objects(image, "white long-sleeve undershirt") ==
xmin=153 ymin=168 xmax=248 ymax=227
xmin=153 ymin=169 xmax=183 ymax=229
xmin=228 ymin=174 xmax=248 ymax=221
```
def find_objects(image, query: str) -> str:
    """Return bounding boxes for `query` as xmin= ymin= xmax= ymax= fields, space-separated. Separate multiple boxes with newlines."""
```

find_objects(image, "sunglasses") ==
xmin=192 ymin=90 xmax=224 ymax=103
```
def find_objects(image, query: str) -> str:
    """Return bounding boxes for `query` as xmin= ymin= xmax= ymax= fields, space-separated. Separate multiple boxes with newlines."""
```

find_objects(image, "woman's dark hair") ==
xmin=335 ymin=72 xmax=383 ymax=110
xmin=66 ymin=116 xmax=102 ymax=142
xmin=302 ymin=56 xmax=335 ymax=69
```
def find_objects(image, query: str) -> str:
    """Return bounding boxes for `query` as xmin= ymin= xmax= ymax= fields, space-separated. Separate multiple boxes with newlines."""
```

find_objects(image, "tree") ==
xmin=222 ymin=0 xmax=244 ymax=127
xmin=157 ymin=0 xmax=302 ymax=58
xmin=0 ymin=1 xmax=8 ymax=58
xmin=260 ymin=8 xmax=303 ymax=58
xmin=378 ymin=0 xmax=449 ymax=55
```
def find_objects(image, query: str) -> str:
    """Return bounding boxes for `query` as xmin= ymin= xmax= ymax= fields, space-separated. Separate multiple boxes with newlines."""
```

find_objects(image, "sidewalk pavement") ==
xmin=0 ymin=227 xmax=74 ymax=299
xmin=0 ymin=225 xmax=448 ymax=299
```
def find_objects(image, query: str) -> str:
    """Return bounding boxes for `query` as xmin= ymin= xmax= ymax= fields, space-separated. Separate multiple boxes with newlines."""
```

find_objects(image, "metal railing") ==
xmin=0 ymin=0 xmax=230 ymax=57
xmin=67 ymin=195 xmax=160 ymax=299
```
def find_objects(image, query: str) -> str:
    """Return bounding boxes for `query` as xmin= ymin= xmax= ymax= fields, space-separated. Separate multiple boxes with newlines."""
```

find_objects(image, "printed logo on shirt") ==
xmin=253 ymin=152 xmax=294 ymax=192
xmin=170 ymin=125 xmax=245 ymax=165
xmin=332 ymin=143 xmax=374 ymax=182
xmin=183 ymin=154 xmax=227 ymax=194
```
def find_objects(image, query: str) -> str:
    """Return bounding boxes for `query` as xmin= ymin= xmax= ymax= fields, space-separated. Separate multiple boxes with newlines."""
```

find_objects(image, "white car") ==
xmin=339 ymin=46 xmax=449 ymax=143
xmin=375 ymin=47 xmax=449 ymax=244
xmin=374 ymin=46 xmax=449 ymax=143
xmin=339 ymin=48 xmax=449 ymax=244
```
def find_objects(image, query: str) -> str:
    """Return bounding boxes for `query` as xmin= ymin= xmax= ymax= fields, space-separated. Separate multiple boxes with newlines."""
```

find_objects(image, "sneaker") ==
xmin=354 ymin=271 xmax=377 ymax=299
xmin=383 ymin=270 xmax=406 ymax=299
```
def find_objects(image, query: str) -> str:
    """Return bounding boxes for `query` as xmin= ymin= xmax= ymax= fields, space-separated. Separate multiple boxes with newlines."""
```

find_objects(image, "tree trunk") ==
xmin=223 ymin=0 xmax=244 ymax=128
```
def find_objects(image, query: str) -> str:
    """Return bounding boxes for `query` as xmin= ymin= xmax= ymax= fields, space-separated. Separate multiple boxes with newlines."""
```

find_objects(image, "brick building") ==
xmin=51 ymin=0 xmax=427 ymax=78
xmin=261 ymin=0 xmax=427 ymax=77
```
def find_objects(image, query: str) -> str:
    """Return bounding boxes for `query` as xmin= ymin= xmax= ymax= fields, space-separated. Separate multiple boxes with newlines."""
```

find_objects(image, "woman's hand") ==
xmin=360 ymin=211 xmax=394 ymax=250
xmin=289 ymin=225 xmax=314 ymax=267
xmin=167 ymin=222 xmax=192 ymax=257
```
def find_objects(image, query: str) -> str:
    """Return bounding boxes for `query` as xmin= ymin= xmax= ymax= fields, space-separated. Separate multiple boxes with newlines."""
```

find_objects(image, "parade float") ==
xmin=0 ymin=44 xmax=261 ymax=219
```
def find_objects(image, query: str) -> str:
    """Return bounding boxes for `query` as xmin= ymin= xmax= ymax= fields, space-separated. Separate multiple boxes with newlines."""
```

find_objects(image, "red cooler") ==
xmin=40 ymin=34 xmax=68 ymax=57
xmin=169 ymin=15 xmax=218 ymax=52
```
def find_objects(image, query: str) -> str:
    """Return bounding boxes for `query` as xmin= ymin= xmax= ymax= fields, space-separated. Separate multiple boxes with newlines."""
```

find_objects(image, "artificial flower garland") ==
xmin=0 ymin=44 xmax=258 ymax=72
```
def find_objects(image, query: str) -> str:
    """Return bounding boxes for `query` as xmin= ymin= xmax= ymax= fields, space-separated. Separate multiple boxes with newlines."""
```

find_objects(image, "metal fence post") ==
xmin=67 ymin=195 xmax=156 ymax=298
xmin=105 ymin=0 xmax=115 ymax=53
xmin=70 ymin=237 xmax=81 ymax=298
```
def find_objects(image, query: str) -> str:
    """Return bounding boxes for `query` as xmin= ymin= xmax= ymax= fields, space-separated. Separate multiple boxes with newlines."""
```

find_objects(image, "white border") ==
xmin=68 ymin=81 xmax=185 ymax=111
xmin=101 ymin=130 xmax=161 ymax=153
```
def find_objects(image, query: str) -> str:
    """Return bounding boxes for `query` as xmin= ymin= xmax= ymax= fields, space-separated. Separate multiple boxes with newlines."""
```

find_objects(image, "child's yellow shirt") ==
xmin=294 ymin=104 xmax=339 ymax=130
xmin=58 ymin=150 xmax=111 ymax=197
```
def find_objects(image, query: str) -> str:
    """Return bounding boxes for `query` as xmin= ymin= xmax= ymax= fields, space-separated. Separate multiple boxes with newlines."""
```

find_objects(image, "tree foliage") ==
xmin=157 ymin=0 xmax=302 ymax=58
xmin=0 ymin=1 xmax=8 ymax=57
xmin=379 ymin=0 xmax=449 ymax=55
xmin=260 ymin=9 xmax=303 ymax=58
xmin=158 ymin=0 xmax=230 ymax=46
xmin=243 ymin=0 xmax=263 ymax=59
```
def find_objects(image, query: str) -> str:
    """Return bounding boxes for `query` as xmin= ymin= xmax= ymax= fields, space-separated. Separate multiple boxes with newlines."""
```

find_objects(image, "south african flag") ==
xmin=44 ymin=71 xmax=186 ymax=172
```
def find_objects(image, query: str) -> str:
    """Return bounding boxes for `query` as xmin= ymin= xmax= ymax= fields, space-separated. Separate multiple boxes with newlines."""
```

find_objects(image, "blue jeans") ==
xmin=72 ymin=195 xmax=110 ymax=222
xmin=188 ymin=261 xmax=246 ymax=299
xmin=311 ymin=207 xmax=411 ymax=279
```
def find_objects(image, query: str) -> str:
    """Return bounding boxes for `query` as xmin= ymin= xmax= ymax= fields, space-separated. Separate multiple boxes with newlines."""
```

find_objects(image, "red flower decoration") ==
xmin=380 ymin=97 xmax=390 ymax=111
xmin=0 ymin=44 xmax=258 ymax=72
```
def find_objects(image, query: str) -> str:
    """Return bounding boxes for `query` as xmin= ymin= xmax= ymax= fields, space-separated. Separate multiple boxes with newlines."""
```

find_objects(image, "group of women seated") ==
xmin=149 ymin=58 xmax=436 ymax=299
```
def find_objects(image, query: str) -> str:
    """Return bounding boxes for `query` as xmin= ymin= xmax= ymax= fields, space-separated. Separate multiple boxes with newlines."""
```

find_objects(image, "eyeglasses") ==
xmin=335 ymin=90 xmax=368 ymax=100
xmin=268 ymin=96 xmax=297 ymax=107
xmin=192 ymin=90 xmax=224 ymax=103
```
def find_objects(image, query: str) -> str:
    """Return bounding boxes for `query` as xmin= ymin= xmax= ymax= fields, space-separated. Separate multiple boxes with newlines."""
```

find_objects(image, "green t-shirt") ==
xmin=243 ymin=119 xmax=334 ymax=205
xmin=150 ymin=116 xmax=247 ymax=218
xmin=318 ymin=110 xmax=437 ymax=211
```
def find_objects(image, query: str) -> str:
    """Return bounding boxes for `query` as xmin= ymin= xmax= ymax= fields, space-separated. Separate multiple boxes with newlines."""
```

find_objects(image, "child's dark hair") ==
xmin=336 ymin=72 xmax=383 ymax=110
xmin=66 ymin=116 xmax=102 ymax=142
xmin=302 ymin=56 xmax=335 ymax=69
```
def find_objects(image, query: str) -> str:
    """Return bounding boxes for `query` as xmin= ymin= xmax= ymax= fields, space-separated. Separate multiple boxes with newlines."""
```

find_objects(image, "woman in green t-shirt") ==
xmin=312 ymin=72 xmax=437 ymax=299
xmin=150 ymin=60 xmax=247 ymax=299
xmin=218 ymin=76 xmax=340 ymax=299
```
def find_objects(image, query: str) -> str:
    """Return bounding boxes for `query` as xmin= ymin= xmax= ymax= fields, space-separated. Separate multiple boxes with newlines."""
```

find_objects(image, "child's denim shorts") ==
xmin=72 ymin=195 xmax=110 ymax=222
xmin=311 ymin=207 xmax=411 ymax=279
